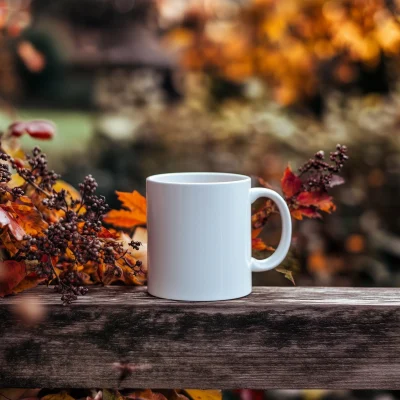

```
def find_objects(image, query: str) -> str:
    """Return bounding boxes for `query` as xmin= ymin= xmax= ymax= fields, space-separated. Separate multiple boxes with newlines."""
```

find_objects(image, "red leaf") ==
xmin=8 ymin=122 xmax=26 ymax=137
xmin=281 ymin=166 xmax=302 ymax=198
xmin=291 ymin=207 xmax=322 ymax=220
xmin=7 ymin=120 xmax=55 ymax=140
xmin=0 ymin=260 xmax=26 ymax=297
xmin=252 ymin=237 xmax=275 ymax=251
xmin=296 ymin=190 xmax=336 ymax=212
xmin=25 ymin=120 xmax=55 ymax=140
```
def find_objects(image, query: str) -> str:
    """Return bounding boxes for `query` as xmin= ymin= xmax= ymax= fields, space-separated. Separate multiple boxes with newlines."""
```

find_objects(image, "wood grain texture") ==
xmin=0 ymin=286 xmax=400 ymax=389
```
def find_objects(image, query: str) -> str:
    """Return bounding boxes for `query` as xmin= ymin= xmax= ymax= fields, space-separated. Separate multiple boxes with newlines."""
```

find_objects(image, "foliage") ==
xmin=0 ymin=389 xmax=221 ymax=400
xmin=0 ymin=119 xmax=348 ymax=295
xmin=104 ymin=191 xmax=147 ymax=228
xmin=0 ymin=121 xmax=145 ymax=304
xmin=164 ymin=0 xmax=400 ymax=106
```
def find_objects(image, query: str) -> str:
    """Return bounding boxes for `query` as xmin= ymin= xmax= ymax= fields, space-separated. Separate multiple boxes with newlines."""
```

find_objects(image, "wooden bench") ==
xmin=0 ymin=286 xmax=399 ymax=389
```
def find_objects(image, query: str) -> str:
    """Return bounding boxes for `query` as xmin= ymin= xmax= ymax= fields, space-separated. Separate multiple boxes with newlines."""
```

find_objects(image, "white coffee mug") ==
xmin=147 ymin=172 xmax=292 ymax=301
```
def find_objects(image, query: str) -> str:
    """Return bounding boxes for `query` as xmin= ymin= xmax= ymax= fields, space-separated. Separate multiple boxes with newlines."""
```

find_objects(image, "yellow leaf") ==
xmin=183 ymin=390 xmax=222 ymax=400
xmin=12 ymin=276 xmax=45 ymax=294
xmin=53 ymin=180 xmax=81 ymax=200
xmin=0 ymin=389 xmax=31 ymax=400
xmin=8 ymin=173 xmax=25 ymax=188
xmin=41 ymin=392 xmax=75 ymax=400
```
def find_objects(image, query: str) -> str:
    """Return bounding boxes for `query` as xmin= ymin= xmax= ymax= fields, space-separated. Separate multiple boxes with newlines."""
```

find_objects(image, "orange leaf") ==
xmin=252 ymin=237 xmax=275 ymax=252
xmin=117 ymin=190 xmax=146 ymax=213
xmin=281 ymin=165 xmax=302 ymax=198
xmin=126 ymin=390 xmax=167 ymax=400
xmin=104 ymin=210 xmax=146 ymax=228
xmin=0 ymin=260 xmax=26 ymax=297
xmin=0 ymin=229 xmax=20 ymax=256
xmin=291 ymin=206 xmax=322 ymax=220
xmin=104 ymin=191 xmax=147 ymax=229
xmin=4 ymin=197 xmax=48 ymax=236
xmin=0 ymin=205 xmax=26 ymax=240
xmin=297 ymin=190 xmax=336 ymax=213
xmin=98 ymin=226 xmax=119 ymax=239
xmin=12 ymin=276 xmax=45 ymax=294
xmin=252 ymin=228 xmax=263 ymax=239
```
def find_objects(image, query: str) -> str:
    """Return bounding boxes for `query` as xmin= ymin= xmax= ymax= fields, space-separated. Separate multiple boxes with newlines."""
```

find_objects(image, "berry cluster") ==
xmin=13 ymin=147 xmax=60 ymax=192
xmin=0 ymin=141 xmax=144 ymax=305
xmin=0 ymin=151 xmax=24 ymax=197
xmin=299 ymin=144 xmax=348 ymax=191
xmin=20 ymin=169 xmax=143 ymax=304
xmin=0 ymin=153 xmax=11 ymax=185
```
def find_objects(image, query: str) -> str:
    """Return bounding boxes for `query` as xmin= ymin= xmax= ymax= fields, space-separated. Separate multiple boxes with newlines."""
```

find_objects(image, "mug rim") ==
xmin=147 ymin=172 xmax=251 ymax=185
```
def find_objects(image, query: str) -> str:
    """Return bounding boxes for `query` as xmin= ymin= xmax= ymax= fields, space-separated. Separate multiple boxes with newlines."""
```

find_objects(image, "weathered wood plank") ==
xmin=0 ymin=286 xmax=399 ymax=389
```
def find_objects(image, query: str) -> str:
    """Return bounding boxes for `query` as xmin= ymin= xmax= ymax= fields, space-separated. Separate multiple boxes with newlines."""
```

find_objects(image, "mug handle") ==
xmin=250 ymin=187 xmax=292 ymax=272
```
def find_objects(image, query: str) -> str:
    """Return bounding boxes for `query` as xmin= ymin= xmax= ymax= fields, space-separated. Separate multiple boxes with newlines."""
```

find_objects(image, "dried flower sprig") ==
xmin=0 ymin=122 xmax=144 ymax=304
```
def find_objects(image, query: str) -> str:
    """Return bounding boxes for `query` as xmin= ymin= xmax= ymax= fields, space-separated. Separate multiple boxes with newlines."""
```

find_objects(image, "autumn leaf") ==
xmin=5 ymin=196 xmax=48 ymax=235
xmin=291 ymin=206 xmax=322 ymax=220
xmin=158 ymin=391 xmax=189 ymax=400
xmin=251 ymin=220 xmax=275 ymax=252
xmin=125 ymin=390 xmax=167 ymax=400
xmin=297 ymin=190 xmax=336 ymax=213
xmin=8 ymin=120 xmax=55 ymax=140
xmin=252 ymin=227 xmax=263 ymax=239
xmin=281 ymin=165 xmax=303 ymax=198
xmin=41 ymin=392 xmax=75 ymax=400
xmin=103 ymin=390 xmax=124 ymax=400
xmin=276 ymin=266 xmax=296 ymax=285
xmin=0 ymin=260 xmax=26 ymax=297
xmin=0 ymin=205 xmax=26 ymax=240
xmin=252 ymin=237 xmax=275 ymax=251
xmin=183 ymin=390 xmax=222 ymax=400
xmin=12 ymin=276 xmax=46 ymax=294
xmin=53 ymin=180 xmax=81 ymax=201
xmin=251 ymin=199 xmax=276 ymax=229
xmin=0 ymin=229 xmax=20 ymax=256
xmin=8 ymin=173 xmax=25 ymax=188
xmin=104 ymin=190 xmax=147 ymax=228
xmin=0 ymin=389 xmax=40 ymax=400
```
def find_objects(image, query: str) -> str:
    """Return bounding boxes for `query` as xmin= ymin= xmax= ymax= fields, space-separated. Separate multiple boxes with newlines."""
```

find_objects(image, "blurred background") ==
xmin=1 ymin=0 xmax=400 ymax=397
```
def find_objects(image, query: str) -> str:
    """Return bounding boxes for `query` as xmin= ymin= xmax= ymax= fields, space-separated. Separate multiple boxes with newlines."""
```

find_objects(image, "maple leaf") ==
xmin=281 ymin=165 xmax=303 ymax=198
xmin=104 ymin=190 xmax=147 ymax=228
xmin=0 ymin=260 xmax=26 ymax=297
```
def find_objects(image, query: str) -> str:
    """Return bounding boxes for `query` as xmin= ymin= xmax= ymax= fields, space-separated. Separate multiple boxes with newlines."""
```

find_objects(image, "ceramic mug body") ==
xmin=146 ymin=173 xmax=291 ymax=301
